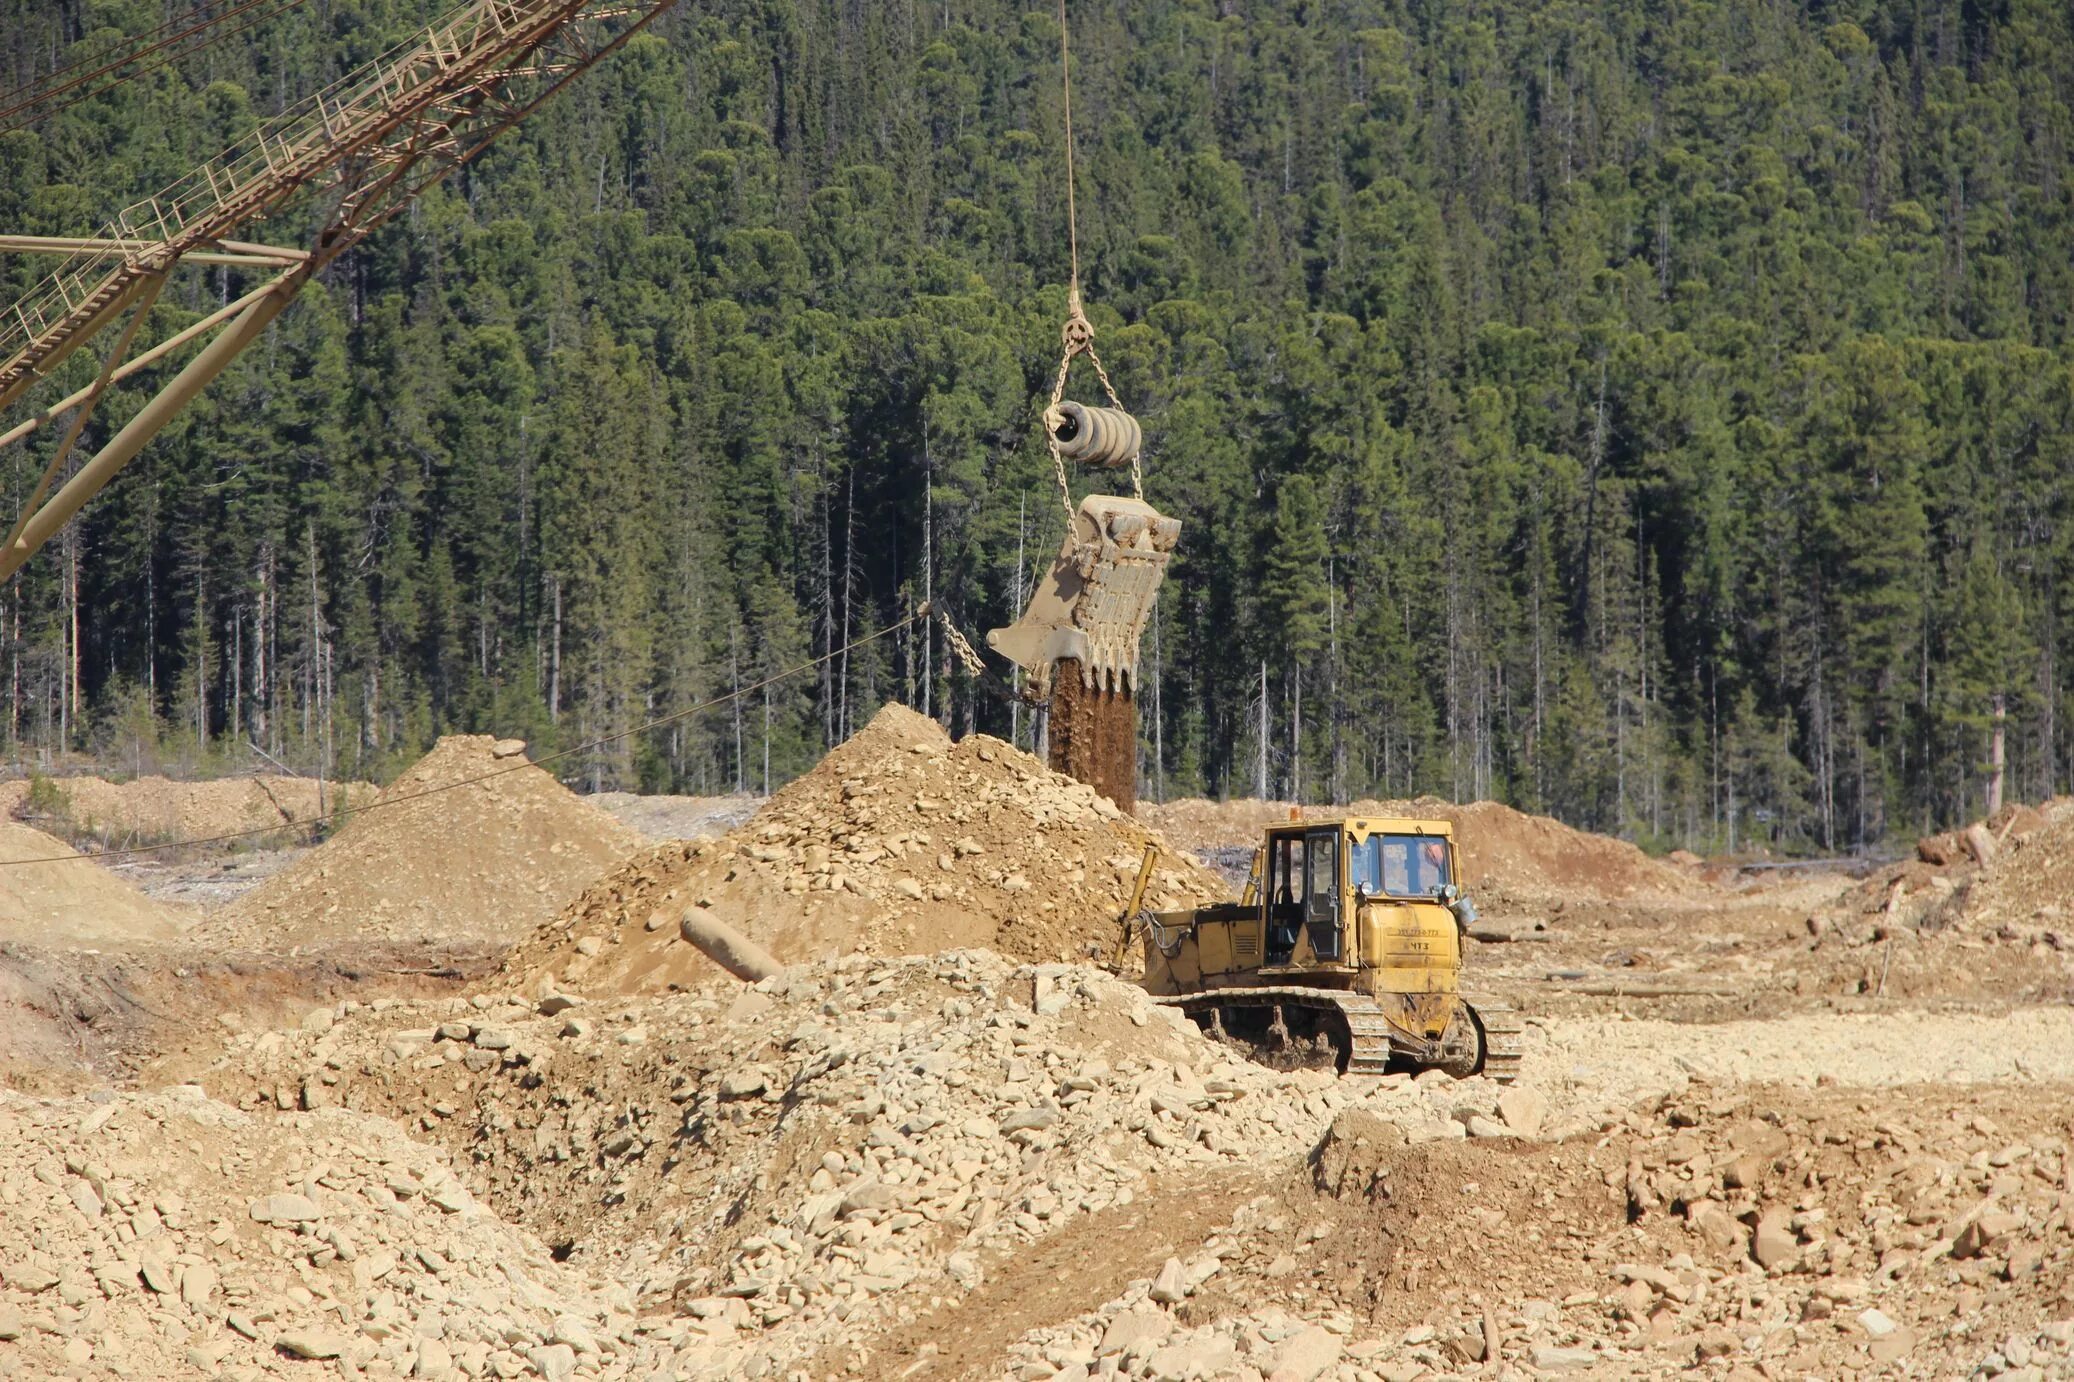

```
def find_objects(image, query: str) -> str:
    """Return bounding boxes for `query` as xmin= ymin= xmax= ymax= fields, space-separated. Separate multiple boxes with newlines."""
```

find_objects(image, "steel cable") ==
xmin=0 ymin=607 xmax=928 ymax=869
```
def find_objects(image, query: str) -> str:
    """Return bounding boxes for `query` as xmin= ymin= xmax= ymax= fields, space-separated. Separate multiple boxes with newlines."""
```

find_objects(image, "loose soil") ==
xmin=508 ymin=703 xmax=1223 ymax=996
xmin=199 ymin=736 xmax=641 ymax=951
xmin=3 ymin=716 xmax=2072 ymax=1381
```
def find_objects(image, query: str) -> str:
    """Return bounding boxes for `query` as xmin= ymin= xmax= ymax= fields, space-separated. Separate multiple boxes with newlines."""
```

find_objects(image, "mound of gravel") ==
xmin=0 ymin=1085 xmax=627 ymax=1379
xmin=202 ymin=737 xmax=642 ymax=951
xmin=508 ymin=704 xmax=1224 ymax=995
xmin=1950 ymin=798 xmax=2074 ymax=930
xmin=0 ymin=819 xmax=181 ymax=945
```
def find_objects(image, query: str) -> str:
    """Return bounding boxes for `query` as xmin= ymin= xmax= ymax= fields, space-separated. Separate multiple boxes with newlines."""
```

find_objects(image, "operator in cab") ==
xmin=1351 ymin=831 xmax=1476 ymax=934
xmin=1357 ymin=834 xmax=1451 ymax=898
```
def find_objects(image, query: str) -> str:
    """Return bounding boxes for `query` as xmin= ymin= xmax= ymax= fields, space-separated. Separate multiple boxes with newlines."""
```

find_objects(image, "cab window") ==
xmin=1352 ymin=834 xmax=1452 ymax=898
xmin=1305 ymin=831 xmax=1337 ymax=903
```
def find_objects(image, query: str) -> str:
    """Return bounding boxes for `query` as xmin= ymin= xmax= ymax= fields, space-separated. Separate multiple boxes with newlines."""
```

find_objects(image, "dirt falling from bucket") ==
xmin=1048 ymin=658 xmax=1138 ymax=813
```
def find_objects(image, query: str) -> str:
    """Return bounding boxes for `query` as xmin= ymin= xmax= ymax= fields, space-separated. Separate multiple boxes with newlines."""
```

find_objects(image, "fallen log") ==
xmin=1541 ymin=976 xmax=1737 ymax=998
xmin=1468 ymin=922 xmax=1554 ymax=944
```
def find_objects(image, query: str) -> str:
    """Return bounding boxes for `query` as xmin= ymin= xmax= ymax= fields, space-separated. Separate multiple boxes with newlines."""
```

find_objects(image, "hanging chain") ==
xmin=1076 ymin=333 xmax=1141 ymax=502
xmin=1044 ymin=304 xmax=1081 ymax=527
xmin=939 ymin=610 xmax=987 ymax=678
xmin=1045 ymin=292 xmax=1145 ymax=515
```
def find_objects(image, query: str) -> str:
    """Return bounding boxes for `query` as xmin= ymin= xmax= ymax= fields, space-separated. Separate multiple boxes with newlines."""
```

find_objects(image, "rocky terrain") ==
xmin=0 ymin=706 xmax=2069 ymax=1380
xmin=508 ymin=704 xmax=1223 ymax=996
xmin=0 ymin=1085 xmax=626 ymax=1381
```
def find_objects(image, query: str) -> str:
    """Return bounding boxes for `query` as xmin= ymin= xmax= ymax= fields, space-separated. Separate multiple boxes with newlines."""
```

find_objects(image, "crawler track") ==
xmin=1469 ymin=1000 xmax=1523 ymax=1084
xmin=1157 ymin=988 xmax=1522 ymax=1082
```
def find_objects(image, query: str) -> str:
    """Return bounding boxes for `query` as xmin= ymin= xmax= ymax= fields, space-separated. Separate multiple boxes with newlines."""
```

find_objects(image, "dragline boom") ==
xmin=0 ymin=0 xmax=678 ymax=580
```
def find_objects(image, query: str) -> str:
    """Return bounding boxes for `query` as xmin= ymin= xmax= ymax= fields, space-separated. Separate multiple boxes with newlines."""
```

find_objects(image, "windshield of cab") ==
xmin=1350 ymin=833 xmax=1452 ymax=898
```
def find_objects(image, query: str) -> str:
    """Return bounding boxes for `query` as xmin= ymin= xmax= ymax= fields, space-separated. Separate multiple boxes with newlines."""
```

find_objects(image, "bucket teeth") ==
xmin=986 ymin=494 xmax=1180 ymax=699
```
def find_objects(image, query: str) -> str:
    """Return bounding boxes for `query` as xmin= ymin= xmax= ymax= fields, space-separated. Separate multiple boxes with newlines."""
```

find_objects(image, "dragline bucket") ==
xmin=987 ymin=494 xmax=1181 ymax=702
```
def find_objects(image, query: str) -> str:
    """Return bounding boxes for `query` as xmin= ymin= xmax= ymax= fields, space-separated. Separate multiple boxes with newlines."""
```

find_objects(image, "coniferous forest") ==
xmin=3 ymin=0 xmax=2073 ymax=855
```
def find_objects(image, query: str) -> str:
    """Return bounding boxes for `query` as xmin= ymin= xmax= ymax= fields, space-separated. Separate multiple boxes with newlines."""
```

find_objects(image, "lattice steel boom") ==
xmin=0 ymin=0 xmax=678 ymax=580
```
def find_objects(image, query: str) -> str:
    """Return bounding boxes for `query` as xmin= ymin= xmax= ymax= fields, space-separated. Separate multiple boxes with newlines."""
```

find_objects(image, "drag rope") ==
xmin=1058 ymin=0 xmax=1081 ymax=310
xmin=0 ymin=607 xmax=933 ymax=868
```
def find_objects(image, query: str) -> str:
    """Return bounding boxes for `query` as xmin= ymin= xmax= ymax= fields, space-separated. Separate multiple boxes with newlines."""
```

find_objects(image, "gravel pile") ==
xmin=508 ymin=704 xmax=1224 ymax=996
xmin=202 ymin=736 xmax=641 ymax=951
xmin=0 ymin=819 xmax=181 ymax=945
xmin=0 ymin=1085 xmax=627 ymax=1381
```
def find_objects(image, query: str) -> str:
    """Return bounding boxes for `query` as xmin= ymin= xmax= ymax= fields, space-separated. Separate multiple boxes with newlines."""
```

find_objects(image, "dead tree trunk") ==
xmin=1987 ymin=693 xmax=2006 ymax=815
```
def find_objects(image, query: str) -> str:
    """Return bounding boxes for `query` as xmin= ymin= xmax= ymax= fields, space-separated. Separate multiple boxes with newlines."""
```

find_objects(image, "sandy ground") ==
xmin=0 ymin=748 xmax=2068 ymax=1381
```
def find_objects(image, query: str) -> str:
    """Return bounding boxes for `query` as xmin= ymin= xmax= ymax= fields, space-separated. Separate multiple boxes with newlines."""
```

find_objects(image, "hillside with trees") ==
xmin=1 ymin=0 xmax=2071 ymax=853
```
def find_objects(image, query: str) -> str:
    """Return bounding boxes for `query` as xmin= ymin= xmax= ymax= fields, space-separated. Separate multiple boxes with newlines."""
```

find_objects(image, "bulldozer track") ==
xmin=1470 ymin=1000 xmax=1523 ymax=1085
xmin=1157 ymin=988 xmax=1403 ymax=1077
xmin=1157 ymin=988 xmax=1524 ymax=1083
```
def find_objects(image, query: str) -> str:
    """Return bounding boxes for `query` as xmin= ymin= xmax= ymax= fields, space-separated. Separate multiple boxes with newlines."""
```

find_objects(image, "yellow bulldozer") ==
xmin=1132 ymin=816 xmax=1520 ymax=1081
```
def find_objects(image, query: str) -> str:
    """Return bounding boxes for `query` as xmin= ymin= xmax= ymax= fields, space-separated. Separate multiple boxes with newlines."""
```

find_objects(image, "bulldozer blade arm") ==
xmin=987 ymin=494 xmax=1179 ymax=698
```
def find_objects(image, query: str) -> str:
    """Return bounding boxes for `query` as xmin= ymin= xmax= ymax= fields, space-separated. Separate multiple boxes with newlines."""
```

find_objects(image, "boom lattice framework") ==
xmin=0 ymin=0 xmax=677 ymax=580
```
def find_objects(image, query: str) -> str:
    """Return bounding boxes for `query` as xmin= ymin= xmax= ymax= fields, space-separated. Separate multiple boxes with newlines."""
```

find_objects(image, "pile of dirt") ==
xmin=508 ymin=704 xmax=1223 ymax=996
xmin=1424 ymin=799 xmax=1700 ymax=906
xmin=1797 ymin=799 xmax=2074 ymax=1000
xmin=1946 ymin=798 xmax=2074 ymax=929
xmin=0 ymin=774 xmax=376 ymax=848
xmin=0 ymin=819 xmax=181 ymax=945
xmin=189 ymin=948 xmax=1495 ymax=1378
xmin=995 ymin=1079 xmax=2074 ymax=1382
xmin=1816 ymin=799 xmax=2063 ymax=931
xmin=0 ymin=1085 xmax=627 ymax=1379
xmin=1142 ymin=795 xmax=1700 ymax=909
xmin=201 ymin=736 xmax=642 ymax=951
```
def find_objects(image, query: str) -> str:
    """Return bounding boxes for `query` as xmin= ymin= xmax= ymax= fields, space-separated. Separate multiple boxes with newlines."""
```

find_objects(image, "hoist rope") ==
xmin=1057 ymin=0 xmax=1081 ymax=305
xmin=1044 ymin=0 xmax=1144 ymax=516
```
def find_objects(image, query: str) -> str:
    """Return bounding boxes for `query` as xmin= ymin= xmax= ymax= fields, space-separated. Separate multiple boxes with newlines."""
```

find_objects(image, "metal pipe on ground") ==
xmin=676 ymin=906 xmax=782 ymax=983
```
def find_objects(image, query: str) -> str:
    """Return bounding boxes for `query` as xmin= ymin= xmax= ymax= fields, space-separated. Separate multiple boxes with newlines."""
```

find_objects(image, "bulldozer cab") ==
xmin=1262 ymin=826 xmax=1344 ymax=965
xmin=1348 ymin=829 xmax=1454 ymax=900
xmin=1140 ymin=816 xmax=1464 ymax=997
xmin=1250 ymin=818 xmax=1460 ymax=978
